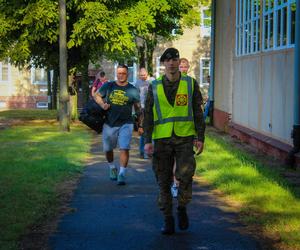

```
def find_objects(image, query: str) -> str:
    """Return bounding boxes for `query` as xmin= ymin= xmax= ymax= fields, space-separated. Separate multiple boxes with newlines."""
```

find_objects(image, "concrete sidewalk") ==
xmin=48 ymin=134 xmax=261 ymax=250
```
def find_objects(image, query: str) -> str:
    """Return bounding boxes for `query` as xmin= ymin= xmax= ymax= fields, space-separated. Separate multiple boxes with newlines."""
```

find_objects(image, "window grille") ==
xmin=235 ymin=0 xmax=296 ymax=56
xmin=200 ymin=58 xmax=211 ymax=87
xmin=0 ymin=61 xmax=10 ymax=82
xmin=31 ymin=67 xmax=47 ymax=85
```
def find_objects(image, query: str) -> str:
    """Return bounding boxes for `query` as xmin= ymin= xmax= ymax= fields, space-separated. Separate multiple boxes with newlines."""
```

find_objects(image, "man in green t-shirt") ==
xmin=94 ymin=64 xmax=142 ymax=185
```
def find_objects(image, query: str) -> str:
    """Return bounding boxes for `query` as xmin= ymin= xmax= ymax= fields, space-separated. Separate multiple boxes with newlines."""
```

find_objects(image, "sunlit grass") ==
xmin=196 ymin=131 xmax=300 ymax=249
xmin=0 ymin=122 xmax=92 ymax=250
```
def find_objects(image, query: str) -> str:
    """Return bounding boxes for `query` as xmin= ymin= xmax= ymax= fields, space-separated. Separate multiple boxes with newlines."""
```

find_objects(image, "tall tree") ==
xmin=0 ymin=0 xmax=164 ymax=130
xmin=59 ymin=0 xmax=70 ymax=131
xmin=0 ymin=0 xmax=210 ymax=129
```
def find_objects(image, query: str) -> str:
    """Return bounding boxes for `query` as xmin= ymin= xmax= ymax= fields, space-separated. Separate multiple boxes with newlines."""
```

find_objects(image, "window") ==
xmin=127 ymin=60 xmax=137 ymax=83
xmin=0 ymin=61 xmax=11 ymax=82
xmin=262 ymin=0 xmax=296 ymax=50
xmin=31 ymin=67 xmax=47 ymax=85
xmin=0 ymin=102 xmax=6 ymax=108
xmin=201 ymin=8 xmax=211 ymax=37
xmin=236 ymin=0 xmax=261 ymax=56
xmin=36 ymin=102 xmax=48 ymax=109
xmin=236 ymin=0 xmax=296 ymax=56
xmin=200 ymin=58 xmax=211 ymax=87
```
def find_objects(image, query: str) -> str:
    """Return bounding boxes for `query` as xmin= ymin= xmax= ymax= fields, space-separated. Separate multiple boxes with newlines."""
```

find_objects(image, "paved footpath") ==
xmin=49 ymin=134 xmax=261 ymax=250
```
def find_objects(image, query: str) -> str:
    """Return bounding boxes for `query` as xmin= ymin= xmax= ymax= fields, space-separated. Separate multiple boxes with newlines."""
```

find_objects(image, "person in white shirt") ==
xmin=135 ymin=68 xmax=150 ymax=159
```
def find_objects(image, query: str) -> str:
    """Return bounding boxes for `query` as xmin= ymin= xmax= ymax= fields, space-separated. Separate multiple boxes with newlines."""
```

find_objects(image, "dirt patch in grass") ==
xmin=0 ymin=118 xmax=58 ymax=131
xmin=19 ymin=175 xmax=81 ymax=250
xmin=0 ymin=118 xmax=24 ymax=130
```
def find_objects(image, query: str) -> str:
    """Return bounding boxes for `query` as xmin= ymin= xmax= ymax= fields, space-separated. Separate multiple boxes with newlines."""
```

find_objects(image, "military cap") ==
xmin=160 ymin=48 xmax=180 ymax=62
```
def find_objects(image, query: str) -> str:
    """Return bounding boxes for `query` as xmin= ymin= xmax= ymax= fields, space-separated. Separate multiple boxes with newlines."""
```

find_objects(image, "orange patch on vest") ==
xmin=176 ymin=94 xmax=188 ymax=106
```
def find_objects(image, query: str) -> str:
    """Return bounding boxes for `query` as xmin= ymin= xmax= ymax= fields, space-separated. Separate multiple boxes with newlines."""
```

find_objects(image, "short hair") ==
xmin=139 ymin=67 xmax=148 ymax=73
xmin=100 ymin=71 xmax=105 ymax=77
xmin=117 ymin=64 xmax=129 ymax=72
xmin=179 ymin=58 xmax=189 ymax=65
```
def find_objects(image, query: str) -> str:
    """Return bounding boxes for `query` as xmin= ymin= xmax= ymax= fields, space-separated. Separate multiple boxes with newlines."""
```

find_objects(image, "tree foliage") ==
xmin=135 ymin=0 xmax=210 ymax=74
xmin=0 ymin=0 xmax=164 ymax=70
xmin=0 ymin=0 xmax=210 ymax=71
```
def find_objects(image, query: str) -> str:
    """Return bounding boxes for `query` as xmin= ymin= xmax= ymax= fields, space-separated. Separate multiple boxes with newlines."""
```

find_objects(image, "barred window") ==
xmin=0 ymin=61 xmax=10 ymax=82
xmin=236 ymin=0 xmax=261 ymax=56
xmin=201 ymin=8 xmax=211 ymax=37
xmin=263 ymin=0 xmax=296 ymax=50
xmin=31 ymin=67 xmax=47 ymax=85
xmin=200 ymin=58 xmax=211 ymax=87
xmin=236 ymin=0 xmax=296 ymax=56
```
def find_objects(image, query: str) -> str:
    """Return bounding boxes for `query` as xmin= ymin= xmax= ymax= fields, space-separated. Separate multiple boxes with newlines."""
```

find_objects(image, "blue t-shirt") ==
xmin=98 ymin=81 xmax=140 ymax=127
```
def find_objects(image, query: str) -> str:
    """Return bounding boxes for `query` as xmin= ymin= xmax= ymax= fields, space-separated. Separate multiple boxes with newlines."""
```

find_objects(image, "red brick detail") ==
xmin=213 ymin=108 xmax=231 ymax=132
xmin=0 ymin=96 xmax=47 ymax=109
xmin=295 ymin=153 xmax=300 ymax=167
xmin=229 ymin=122 xmax=293 ymax=163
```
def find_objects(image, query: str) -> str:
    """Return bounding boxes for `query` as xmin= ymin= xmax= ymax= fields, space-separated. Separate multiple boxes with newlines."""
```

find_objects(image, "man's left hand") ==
xmin=138 ymin=127 xmax=144 ymax=135
xmin=194 ymin=140 xmax=204 ymax=155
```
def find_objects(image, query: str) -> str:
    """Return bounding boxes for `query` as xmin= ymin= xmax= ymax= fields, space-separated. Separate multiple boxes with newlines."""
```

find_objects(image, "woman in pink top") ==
xmin=91 ymin=71 xmax=108 ymax=97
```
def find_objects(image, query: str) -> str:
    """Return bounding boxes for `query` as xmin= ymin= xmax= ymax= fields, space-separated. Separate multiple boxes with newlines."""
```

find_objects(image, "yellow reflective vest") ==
xmin=152 ymin=75 xmax=196 ymax=139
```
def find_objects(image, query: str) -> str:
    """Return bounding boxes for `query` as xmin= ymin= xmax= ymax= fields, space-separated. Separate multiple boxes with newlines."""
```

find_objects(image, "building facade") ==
xmin=212 ymin=0 xmax=297 ymax=161
xmin=153 ymin=8 xmax=211 ymax=98
xmin=0 ymin=63 xmax=49 ymax=109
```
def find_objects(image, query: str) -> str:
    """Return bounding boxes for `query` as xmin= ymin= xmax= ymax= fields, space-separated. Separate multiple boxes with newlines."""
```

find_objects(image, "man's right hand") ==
xmin=101 ymin=103 xmax=110 ymax=110
xmin=138 ymin=127 xmax=144 ymax=135
xmin=144 ymin=143 xmax=153 ymax=156
xmin=94 ymin=92 xmax=110 ymax=110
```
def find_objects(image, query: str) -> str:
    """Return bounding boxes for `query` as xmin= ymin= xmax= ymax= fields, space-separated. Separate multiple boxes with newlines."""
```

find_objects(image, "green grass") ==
xmin=0 ymin=121 xmax=91 ymax=250
xmin=0 ymin=109 xmax=57 ymax=120
xmin=196 ymin=130 xmax=300 ymax=249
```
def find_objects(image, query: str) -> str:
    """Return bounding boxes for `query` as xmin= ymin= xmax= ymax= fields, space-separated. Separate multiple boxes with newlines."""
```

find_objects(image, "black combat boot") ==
xmin=177 ymin=206 xmax=189 ymax=230
xmin=161 ymin=216 xmax=175 ymax=235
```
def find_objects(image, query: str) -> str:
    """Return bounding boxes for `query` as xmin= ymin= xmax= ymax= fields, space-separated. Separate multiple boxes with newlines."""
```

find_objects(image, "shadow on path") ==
xmin=49 ymin=134 xmax=261 ymax=250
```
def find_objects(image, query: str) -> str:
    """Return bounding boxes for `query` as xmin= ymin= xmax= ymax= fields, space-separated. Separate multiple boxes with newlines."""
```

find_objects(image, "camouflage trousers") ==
xmin=152 ymin=136 xmax=196 ymax=216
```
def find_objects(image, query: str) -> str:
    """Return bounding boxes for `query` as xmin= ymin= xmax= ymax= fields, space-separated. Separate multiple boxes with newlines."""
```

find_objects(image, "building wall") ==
xmin=0 ymin=64 xmax=48 ymax=109
xmin=214 ymin=0 xmax=295 ymax=160
xmin=232 ymin=50 xmax=294 ymax=145
xmin=153 ymin=26 xmax=211 ymax=87
xmin=214 ymin=0 xmax=235 ymax=117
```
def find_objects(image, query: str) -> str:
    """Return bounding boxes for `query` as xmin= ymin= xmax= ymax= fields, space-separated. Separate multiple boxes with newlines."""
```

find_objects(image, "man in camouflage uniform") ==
xmin=144 ymin=48 xmax=205 ymax=235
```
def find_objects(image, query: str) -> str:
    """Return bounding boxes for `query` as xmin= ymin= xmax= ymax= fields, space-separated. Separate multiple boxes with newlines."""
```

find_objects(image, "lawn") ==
xmin=0 ymin=110 xmax=92 ymax=250
xmin=196 ymin=129 xmax=300 ymax=249
xmin=2 ymin=110 xmax=300 ymax=249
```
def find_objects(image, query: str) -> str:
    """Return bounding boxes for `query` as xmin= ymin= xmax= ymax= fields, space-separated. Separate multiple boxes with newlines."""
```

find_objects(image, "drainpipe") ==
xmin=286 ymin=1 xmax=300 ymax=167
xmin=208 ymin=0 xmax=216 ymax=125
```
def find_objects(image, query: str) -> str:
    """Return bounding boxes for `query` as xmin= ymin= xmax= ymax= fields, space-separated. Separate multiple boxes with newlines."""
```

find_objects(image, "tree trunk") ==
xmin=47 ymin=70 xmax=52 ymax=110
xmin=81 ymin=61 xmax=90 ymax=104
xmin=69 ymin=74 xmax=78 ymax=121
xmin=52 ymin=69 xmax=58 ymax=110
xmin=59 ymin=0 xmax=70 ymax=131
xmin=146 ymin=36 xmax=157 ymax=77
xmin=138 ymin=44 xmax=146 ymax=68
